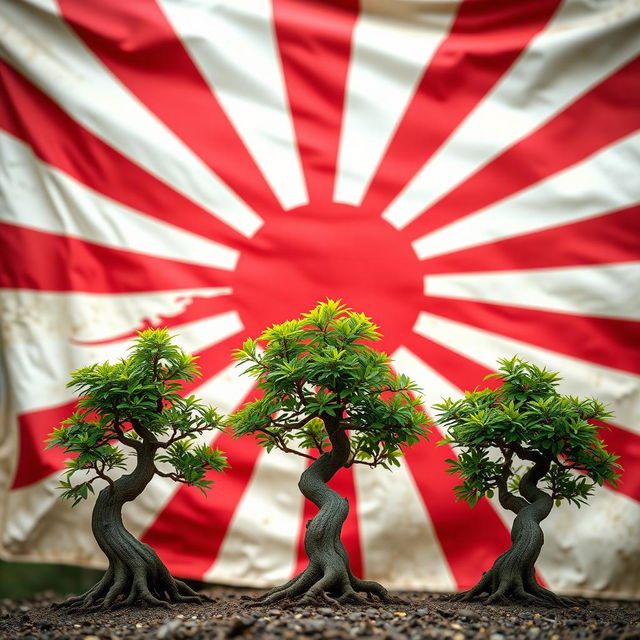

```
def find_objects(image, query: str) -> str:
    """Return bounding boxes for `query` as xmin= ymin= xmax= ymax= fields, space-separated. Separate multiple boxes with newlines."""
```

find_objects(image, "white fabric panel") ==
xmin=0 ymin=0 xmax=263 ymax=237
xmin=412 ymin=131 xmax=640 ymax=260
xmin=425 ymin=263 xmax=640 ymax=320
xmin=537 ymin=487 xmax=640 ymax=598
xmin=334 ymin=0 xmax=460 ymax=205
xmin=0 ymin=359 xmax=20 ymax=556
xmin=414 ymin=311 xmax=640 ymax=433
xmin=204 ymin=449 xmax=306 ymax=587
xmin=383 ymin=0 xmax=640 ymax=229
xmin=392 ymin=345 xmax=463 ymax=412
xmin=159 ymin=0 xmax=307 ymax=211
xmin=0 ymin=288 xmax=231 ymax=346
xmin=1 ymin=289 xmax=243 ymax=414
xmin=3 ymin=475 xmax=104 ymax=567
xmin=0 ymin=133 xmax=239 ymax=271
xmin=354 ymin=448 xmax=456 ymax=590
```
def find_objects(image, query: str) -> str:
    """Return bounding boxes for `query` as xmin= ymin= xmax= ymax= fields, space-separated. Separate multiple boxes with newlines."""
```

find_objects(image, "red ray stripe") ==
xmin=272 ymin=0 xmax=359 ymax=203
xmin=422 ymin=296 xmax=640 ymax=374
xmin=361 ymin=0 xmax=561 ymax=213
xmin=58 ymin=0 xmax=282 ymax=219
xmin=403 ymin=57 xmax=640 ymax=240
xmin=593 ymin=421 xmax=640 ymax=502
xmin=291 ymin=462 xmax=364 ymax=579
xmin=421 ymin=205 xmax=640 ymax=275
xmin=11 ymin=402 xmax=76 ymax=489
xmin=0 ymin=223 xmax=225 ymax=294
xmin=401 ymin=335 xmax=512 ymax=589
xmin=0 ymin=60 xmax=241 ymax=248
xmin=179 ymin=334 xmax=245 ymax=398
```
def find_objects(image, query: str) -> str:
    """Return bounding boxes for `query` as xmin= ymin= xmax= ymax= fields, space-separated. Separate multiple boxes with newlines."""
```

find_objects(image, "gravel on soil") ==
xmin=0 ymin=586 xmax=638 ymax=640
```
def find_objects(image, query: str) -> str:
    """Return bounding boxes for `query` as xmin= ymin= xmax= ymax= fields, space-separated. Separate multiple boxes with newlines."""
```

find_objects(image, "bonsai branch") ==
xmin=256 ymin=427 xmax=317 ymax=461
xmin=158 ymin=424 xmax=213 ymax=448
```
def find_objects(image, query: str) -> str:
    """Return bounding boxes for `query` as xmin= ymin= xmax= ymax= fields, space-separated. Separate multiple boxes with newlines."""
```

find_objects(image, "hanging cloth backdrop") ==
xmin=1 ymin=0 xmax=639 ymax=599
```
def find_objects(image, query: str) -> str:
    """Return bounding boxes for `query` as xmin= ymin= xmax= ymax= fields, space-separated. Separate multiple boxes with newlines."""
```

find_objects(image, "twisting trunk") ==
xmin=55 ymin=444 xmax=204 ymax=610
xmin=459 ymin=458 xmax=574 ymax=606
xmin=251 ymin=423 xmax=391 ymax=606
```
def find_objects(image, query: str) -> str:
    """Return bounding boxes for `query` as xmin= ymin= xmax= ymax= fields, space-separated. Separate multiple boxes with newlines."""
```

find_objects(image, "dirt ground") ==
xmin=0 ymin=586 xmax=638 ymax=640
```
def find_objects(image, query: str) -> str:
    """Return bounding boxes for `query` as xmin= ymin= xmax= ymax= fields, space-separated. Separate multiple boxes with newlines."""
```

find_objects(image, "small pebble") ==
xmin=225 ymin=617 xmax=255 ymax=639
xmin=458 ymin=608 xmax=477 ymax=620
xmin=304 ymin=620 xmax=326 ymax=632
xmin=156 ymin=619 xmax=182 ymax=640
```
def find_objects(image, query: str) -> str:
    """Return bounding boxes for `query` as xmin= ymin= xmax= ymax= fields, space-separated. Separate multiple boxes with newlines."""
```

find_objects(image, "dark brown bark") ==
xmin=458 ymin=457 xmax=576 ymax=606
xmin=250 ymin=422 xmax=391 ymax=606
xmin=54 ymin=444 xmax=205 ymax=610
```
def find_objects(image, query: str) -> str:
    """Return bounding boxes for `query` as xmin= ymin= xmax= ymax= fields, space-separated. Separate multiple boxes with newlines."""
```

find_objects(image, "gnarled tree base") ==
xmin=53 ymin=554 xmax=208 ymax=611
xmin=457 ymin=458 xmax=580 ymax=608
xmin=455 ymin=552 xmax=578 ymax=607
xmin=250 ymin=466 xmax=394 ymax=607
xmin=250 ymin=564 xmax=391 ymax=607
xmin=249 ymin=501 xmax=392 ymax=607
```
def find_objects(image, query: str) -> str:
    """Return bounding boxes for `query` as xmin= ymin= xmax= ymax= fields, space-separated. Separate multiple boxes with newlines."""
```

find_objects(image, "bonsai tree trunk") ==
xmin=459 ymin=457 xmax=575 ymax=606
xmin=56 ymin=444 xmax=204 ymax=610
xmin=253 ymin=422 xmax=391 ymax=606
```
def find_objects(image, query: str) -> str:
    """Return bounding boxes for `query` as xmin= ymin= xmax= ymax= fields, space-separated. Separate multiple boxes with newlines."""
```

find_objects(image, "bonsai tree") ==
xmin=229 ymin=299 xmax=430 ymax=605
xmin=47 ymin=329 xmax=228 ymax=610
xmin=436 ymin=356 xmax=621 ymax=605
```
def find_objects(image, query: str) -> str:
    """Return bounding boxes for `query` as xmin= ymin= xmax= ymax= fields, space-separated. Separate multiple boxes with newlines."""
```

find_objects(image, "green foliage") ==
xmin=436 ymin=356 xmax=621 ymax=508
xmin=47 ymin=328 xmax=228 ymax=504
xmin=229 ymin=300 xmax=430 ymax=470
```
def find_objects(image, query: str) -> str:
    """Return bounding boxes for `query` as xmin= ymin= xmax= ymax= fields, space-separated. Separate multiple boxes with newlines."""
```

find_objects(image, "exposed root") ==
xmin=460 ymin=460 xmax=575 ymax=608
xmin=245 ymin=566 xmax=390 ymax=608
xmin=52 ymin=560 xmax=208 ymax=611
xmin=458 ymin=564 xmax=574 ymax=608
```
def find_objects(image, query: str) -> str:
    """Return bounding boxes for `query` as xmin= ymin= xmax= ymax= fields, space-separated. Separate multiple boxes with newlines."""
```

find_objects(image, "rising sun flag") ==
xmin=0 ymin=0 xmax=639 ymax=599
